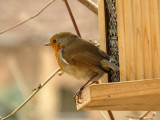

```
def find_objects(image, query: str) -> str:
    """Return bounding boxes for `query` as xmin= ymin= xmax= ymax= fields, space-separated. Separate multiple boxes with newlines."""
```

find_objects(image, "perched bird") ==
xmin=45 ymin=32 xmax=119 ymax=103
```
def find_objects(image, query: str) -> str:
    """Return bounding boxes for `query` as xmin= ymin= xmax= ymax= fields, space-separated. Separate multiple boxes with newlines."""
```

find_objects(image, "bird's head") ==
xmin=45 ymin=32 xmax=79 ymax=50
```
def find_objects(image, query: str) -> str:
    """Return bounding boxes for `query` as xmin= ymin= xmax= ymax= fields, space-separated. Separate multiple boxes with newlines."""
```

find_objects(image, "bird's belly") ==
xmin=62 ymin=64 xmax=104 ymax=81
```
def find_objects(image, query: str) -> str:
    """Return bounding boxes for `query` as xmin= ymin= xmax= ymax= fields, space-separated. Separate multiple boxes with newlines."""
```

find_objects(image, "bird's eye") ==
xmin=53 ymin=39 xmax=56 ymax=43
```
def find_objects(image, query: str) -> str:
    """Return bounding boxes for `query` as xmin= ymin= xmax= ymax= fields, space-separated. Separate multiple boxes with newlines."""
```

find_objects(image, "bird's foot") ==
xmin=74 ymin=81 xmax=99 ymax=104
xmin=74 ymin=87 xmax=84 ymax=104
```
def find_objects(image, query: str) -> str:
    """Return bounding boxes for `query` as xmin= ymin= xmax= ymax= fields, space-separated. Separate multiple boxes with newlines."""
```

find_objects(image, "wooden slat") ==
xmin=159 ymin=0 xmax=160 ymax=32
xmin=132 ymin=0 xmax=144 ymax=80
xmin=76 ymin=78 xmax=160 ymax=110
xmin=140 ymin=0 xmax=153 ymax=79
xmin=149 ymin=0 xmax=160 ymax=78
xmin=116 ymin=0 xmax=127 ymax=81
xmin=117 ymin=0 xmax=160 ymax=81
xmin=98 ymin=0 xmax=108 ymax=83
xmin=98 ymin=0 xmax=107 ymax=52
xmin=123 ymin=0 xmax=135 ymax=80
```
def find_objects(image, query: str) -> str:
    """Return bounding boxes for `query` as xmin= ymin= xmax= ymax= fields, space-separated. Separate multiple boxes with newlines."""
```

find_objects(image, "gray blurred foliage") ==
xmin=0 ymin=83 xmax=25 ymax=120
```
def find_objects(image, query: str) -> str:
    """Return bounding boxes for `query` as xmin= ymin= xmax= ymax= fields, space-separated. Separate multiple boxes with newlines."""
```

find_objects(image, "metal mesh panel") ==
xmin=106 ymin=0 xmax=120 ymax=82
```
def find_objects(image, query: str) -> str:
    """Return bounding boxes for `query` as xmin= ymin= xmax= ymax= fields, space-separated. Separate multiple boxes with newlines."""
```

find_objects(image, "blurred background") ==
xmin=0 ymin=0 xmax=159 ymax=120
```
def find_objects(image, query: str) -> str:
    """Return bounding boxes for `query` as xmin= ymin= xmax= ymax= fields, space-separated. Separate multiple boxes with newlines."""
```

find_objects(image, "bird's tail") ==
xmin=101 ymin=59 xmax=119 ymax=72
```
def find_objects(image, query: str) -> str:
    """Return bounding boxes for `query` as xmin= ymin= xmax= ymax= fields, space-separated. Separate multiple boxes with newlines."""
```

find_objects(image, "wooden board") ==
xmin=116 ymin=0 xmax=160 ymax=81
xmin=149 ymin=0 xmax=160 ymax=78
xmin=98 ymin=0 xmax=108 ymax=83
xmin=132 ymin=0 xmax=144 ymax=80
xmin=116 ymin=0 xmax=127 ymax=81
xmin=76 ymin=79 xmax=160 ymax=110
xmin=98 ymin=0 xmax=107 ymax=52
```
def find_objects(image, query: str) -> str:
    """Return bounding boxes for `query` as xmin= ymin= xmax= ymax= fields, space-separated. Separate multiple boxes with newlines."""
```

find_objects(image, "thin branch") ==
xmin=0 ymin=0 xmax=56 ymax=35
xmin=1 ymin=68 xmax=61 ymax=120
xmin=63 ymin=0 xmax=81 ymax=37
xmin=140 ymin=111 xmax=151 ymax=120
xmin=107 ymin=110 xmax=115 ymax=120
xmin=77 ymin=0 xmax=98 ymax=15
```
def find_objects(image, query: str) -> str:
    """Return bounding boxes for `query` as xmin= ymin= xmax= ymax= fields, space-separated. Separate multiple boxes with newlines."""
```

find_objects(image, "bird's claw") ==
xmin=74 ymin=81 xmax=99 ymax=104
xmin=74 ymin=88 xmax=83 ymax=104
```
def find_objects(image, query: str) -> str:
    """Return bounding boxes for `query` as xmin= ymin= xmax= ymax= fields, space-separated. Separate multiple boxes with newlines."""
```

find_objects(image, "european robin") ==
xmin=45 ymin=32 xmax=119 ymax=103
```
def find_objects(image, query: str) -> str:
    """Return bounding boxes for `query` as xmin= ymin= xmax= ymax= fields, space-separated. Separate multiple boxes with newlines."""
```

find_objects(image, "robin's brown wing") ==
xmin=62 ymin=39 xmax=102 ymax=67
xmin=69 ymin=51 xmax=102 ymax=66
xmin=62 ymin=38 xmax=118 ymax=72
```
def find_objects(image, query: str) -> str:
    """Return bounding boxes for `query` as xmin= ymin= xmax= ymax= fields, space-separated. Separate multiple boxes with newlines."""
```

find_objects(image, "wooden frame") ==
xmin=77 ymin=78 xmax=160 ymax=110
xmin=98 ymin=0 xmax=108 ymax=83
xmin=76 ymin=0 xmax=160 ymax=110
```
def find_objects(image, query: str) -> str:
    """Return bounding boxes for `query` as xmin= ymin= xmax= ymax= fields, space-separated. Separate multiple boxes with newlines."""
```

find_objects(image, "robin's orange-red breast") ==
xmin=45 ymin=32 xmax=119 ymax=103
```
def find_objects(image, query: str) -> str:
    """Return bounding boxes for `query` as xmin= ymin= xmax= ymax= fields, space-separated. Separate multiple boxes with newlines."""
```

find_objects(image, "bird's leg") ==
xmin=74 ymin=73 xmax=98 ymax=104
xmin=85 ymin=80 xmax=99 ymax=88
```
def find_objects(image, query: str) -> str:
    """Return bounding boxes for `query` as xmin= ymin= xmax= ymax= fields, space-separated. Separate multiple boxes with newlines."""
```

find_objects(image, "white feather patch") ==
xmin=59 ymin=49 xmax=69 ymax=65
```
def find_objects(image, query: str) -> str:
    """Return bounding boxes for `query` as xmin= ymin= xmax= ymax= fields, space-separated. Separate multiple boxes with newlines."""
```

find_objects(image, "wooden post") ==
xmin=149 ymin=0 xmax=160 ymax=78
xmin=141 ymin=0 xmax=153 ymax=79
xmin=132 ymin=0 xmax=144 ymax=80
xmin=123 ymin=0 xmax=135 ymax=80
xmin=98 ymin=0 xmax=108 ymax=83
xmin=116 ymin=0 xmax=127 ymax=81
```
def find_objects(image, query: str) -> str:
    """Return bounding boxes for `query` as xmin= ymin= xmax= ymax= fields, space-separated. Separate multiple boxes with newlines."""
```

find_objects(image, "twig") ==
xmin=77 ymin=0 xmax=98 ymax=15
xmin=107 ymin=110 xmax=115 ymax=120
xmin=63 ymin=0 xmax=81 ymax=37
xmin=1 ymin=68 xmax=61 ymax=120
xmin=99 ymin=111 xmax=109 ymax=120
xmin=0 ymin=0 xmax=56 ymax=35
xmin=140 ymin=111 xmax=151 ymax=120
xmin=127 ymin=111 xmax=156 ymax=120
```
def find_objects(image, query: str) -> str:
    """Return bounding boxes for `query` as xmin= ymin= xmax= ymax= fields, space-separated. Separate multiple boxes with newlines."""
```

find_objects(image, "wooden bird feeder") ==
xmin=76 ymin=0 xmax=160 ymax=110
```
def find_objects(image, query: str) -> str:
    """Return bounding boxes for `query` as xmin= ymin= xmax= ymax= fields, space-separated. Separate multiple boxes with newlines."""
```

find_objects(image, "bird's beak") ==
xmin=45 ymin=42 xmax=51 ymax=46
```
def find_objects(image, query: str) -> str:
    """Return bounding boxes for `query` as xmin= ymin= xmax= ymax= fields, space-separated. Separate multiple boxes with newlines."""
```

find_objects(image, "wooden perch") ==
xmin=76 ymin=78 xmax=160 ymax=111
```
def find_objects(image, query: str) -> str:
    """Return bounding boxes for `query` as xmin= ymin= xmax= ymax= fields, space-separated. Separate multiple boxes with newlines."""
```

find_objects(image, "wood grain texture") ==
xmin=159 ymin=0 xmax=160 ymax=33
xmin=140 ymin=0 xmax=153 ymax=79
xmin=123 ymin=0 xmax=135 ymax=80
xmin=117 ymin=0 xmax=160 ymax=81
xmin=98 ymin=0 xmax=107 ymax=52
xmin=132 ymin=0 xmax=144 ymax=80
xmin=98 ymin=0 xmax=108 ymax=83
xmin=76 ymin=79 xmax=160 ymax=110
xmin=116 ymin=0 xmax=127 ymax=81
xmin=149 ymin=0 xmax=160 ymax=78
